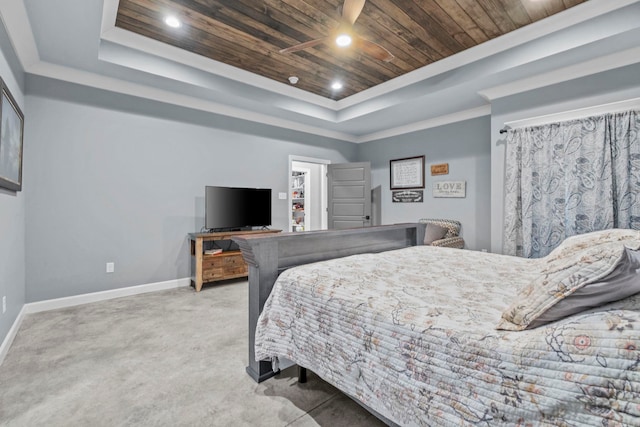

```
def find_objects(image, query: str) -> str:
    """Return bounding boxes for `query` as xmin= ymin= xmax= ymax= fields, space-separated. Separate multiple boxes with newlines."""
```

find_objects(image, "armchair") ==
xmin=418 ymin=218 xmax=465 ymax=249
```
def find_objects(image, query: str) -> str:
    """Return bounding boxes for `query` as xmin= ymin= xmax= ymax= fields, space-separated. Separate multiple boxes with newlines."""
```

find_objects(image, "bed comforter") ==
xmin=255 ymin=246 xmax=640 ymax=426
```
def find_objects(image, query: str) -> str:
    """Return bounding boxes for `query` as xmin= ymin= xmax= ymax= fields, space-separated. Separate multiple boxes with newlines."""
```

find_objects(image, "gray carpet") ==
xmin=0 ymin=280 xmax=385 ymax=426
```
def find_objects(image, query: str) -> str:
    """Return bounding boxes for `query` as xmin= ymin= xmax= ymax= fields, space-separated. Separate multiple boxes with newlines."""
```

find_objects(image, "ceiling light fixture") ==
xmin=288 ymin=76 xmax=299 ymax=85
xmin=164 ymin=16 xmax=181 ymax=28
xmin=335 ymin=34 xmax=352 ymax=47
xmin=331 ymin=81 xmax=343 ymax=90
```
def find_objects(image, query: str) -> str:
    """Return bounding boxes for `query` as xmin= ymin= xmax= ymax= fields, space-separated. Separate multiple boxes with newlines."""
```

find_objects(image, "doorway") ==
xmin=289 ymin=156 xmax=329 ymax=232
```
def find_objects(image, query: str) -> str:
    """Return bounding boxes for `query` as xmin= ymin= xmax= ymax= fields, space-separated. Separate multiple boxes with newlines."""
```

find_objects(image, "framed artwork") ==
xmin=390 ymin=155 xmax=424 ymax=189
xmin=0 ymin=78 xmax=24 ymax=192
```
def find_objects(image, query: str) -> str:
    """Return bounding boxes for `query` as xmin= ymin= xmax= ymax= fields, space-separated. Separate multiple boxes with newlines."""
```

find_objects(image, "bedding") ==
xmin=255 ymin=245 xmax=640 ymax=426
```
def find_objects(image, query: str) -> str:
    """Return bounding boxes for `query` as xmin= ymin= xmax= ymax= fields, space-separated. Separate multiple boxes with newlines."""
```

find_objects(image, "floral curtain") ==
xmin=503 ymin=110 xmax=640 ymax=258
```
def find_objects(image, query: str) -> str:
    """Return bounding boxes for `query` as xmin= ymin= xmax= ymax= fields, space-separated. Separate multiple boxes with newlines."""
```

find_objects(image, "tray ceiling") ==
xmin=115 ymin=0 xmax=587 ymax=100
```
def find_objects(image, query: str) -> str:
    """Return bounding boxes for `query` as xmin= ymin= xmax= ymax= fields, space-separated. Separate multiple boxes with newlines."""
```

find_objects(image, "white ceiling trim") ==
xmin=27 ymin=61 xmax=359 ymax=143
xmin=100 ymin=27 xmax=337 ymax=110
xmin=100 ymin=0 xmax=120 ymax=37
xmin=0 ymin=1 xmax=39 ymax=69
xmin=26 ymin=60 xmax=492 ymax=144
xmin=503 ymin=97 xmax=640 ymax=129
xmin=478 ymin=46 xmax=640 ymax=101
xmin=353 ymin=105 xmax=491 ymax=143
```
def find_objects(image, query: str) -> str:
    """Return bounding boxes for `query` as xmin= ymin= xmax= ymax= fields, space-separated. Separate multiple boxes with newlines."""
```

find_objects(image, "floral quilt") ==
xmin=255 ymin=246 xmax=640 ymax=426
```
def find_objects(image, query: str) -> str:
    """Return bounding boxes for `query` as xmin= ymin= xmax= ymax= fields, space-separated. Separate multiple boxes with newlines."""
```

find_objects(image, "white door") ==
xmin=289 ymin=157 xmax=329 ymax=232
xmin=327 ymin=162 xmax=372 ymax=229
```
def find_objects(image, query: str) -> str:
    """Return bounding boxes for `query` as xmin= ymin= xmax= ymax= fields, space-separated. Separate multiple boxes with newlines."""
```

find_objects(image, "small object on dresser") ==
xmin=204 ymin=248 xmax=223 ymax=255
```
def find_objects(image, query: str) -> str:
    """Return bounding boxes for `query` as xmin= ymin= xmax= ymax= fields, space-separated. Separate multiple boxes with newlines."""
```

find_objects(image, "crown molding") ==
xmin=478 ymin=46 xmax=640 ymax=101
xmin=354 ymin=105 xmax=491 ymax=143
xmin=0 ymin=0 xmax=39 ymax=69
xmin=503 ymin=97 xmax=640 ymax=129
xmin=27 ymin=61 xmax=359 ymax=143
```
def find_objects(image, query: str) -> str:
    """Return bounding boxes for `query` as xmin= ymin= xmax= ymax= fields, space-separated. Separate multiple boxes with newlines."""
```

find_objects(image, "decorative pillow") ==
xmin=424 ymin=223 xmax=448 ymax=245
xmin=545 ymin=229 xmax=640 ymax=261
xmin=497 ymin=239 xmax=640 ymax=331
xmin=526 ymin=247 xmax=640 ymax=328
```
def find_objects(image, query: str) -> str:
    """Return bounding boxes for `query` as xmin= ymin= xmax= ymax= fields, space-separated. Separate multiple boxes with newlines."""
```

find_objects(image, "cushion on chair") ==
xmin=419 ymin=219 xmax=461 ymax=239
xmin=419 ymin=219 xmax=465 ymax=249
xmin=431 ymin=236 xmax=465 ymax=249
xmin=424 ymin=223 xmax=449 ymax=245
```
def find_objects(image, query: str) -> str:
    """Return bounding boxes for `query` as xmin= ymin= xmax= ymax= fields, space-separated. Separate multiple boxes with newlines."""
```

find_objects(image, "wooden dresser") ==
xmin=188 ymin=229 xmax=281 ymax=291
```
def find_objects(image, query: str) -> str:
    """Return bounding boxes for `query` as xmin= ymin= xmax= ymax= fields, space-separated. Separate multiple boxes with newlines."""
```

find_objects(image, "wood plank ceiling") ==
xmin=116 ymin=0 xmax=588 ymax=100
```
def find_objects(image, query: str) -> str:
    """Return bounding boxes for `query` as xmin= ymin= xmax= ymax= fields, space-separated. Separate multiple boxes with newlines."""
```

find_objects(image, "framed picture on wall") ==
xmin=390 ymin=155 xmax=425 ymax=189
xmin=0 ymin=77 xmax=24 ymax=192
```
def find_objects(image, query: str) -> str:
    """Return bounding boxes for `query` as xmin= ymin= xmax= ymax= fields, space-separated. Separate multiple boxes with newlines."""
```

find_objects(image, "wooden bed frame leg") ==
xmin=298 ymin=366 xmax=307 ymax=383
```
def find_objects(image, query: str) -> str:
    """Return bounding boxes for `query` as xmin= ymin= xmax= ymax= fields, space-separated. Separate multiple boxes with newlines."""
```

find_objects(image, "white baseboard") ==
xmin=0 ymin=305 xmax=27 ymax=366
xmin=0 ymin=277 xmax=191 ymax=366
xmin=25 ymin=277 xmax=191 ymax=314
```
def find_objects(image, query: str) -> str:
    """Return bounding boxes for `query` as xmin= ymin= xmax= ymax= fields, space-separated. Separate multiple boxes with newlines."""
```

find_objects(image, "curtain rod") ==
xmin=501 ymin=97 xmax=640 ymax=133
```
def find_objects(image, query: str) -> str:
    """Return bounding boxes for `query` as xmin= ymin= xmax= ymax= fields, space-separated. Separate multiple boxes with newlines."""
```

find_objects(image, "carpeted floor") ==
xmin=0 ymin=280 xmax=385 ymax=426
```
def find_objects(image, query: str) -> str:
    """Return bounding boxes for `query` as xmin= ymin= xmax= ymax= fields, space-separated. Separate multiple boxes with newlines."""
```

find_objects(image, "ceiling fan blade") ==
xmin=355 ymin=36 xmax=394 ymax=62
xmin=342 ymin=0 xmax=366 ymax=25
xmin=279 ymin=37 xmax=328 ymax=54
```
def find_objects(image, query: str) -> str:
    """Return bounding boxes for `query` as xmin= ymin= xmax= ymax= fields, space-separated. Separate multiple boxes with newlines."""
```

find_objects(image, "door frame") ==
xmin=288 ymin=155 xmax=330 ymax=232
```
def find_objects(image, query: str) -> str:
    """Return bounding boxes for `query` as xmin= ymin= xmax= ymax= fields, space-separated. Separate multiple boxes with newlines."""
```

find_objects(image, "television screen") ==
xmin=205 ymin=186 xmax=272 ymax=231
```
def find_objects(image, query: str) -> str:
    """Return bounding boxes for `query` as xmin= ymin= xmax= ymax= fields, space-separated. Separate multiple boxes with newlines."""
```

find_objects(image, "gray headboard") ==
xmin=233 ymin=223 xmax=426 ymax=382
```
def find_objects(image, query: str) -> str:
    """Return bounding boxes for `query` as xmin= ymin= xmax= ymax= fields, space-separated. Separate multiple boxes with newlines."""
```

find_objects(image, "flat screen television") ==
xmin=205 ymin=186 xmax=272 ymax=231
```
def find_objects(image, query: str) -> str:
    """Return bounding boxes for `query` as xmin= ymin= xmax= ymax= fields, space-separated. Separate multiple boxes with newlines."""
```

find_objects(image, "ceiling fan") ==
xmin=279 ymin=0 xmax=394 ymax=62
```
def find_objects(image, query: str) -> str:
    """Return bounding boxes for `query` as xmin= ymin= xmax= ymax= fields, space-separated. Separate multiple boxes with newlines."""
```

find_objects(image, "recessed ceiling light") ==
xmin=331 ymin=81 xmax=343 ymax=90
xmin=164 ymin=16 xmax=181 ymax=28
xmin=335 ymin=34 xmax=352 ymax=47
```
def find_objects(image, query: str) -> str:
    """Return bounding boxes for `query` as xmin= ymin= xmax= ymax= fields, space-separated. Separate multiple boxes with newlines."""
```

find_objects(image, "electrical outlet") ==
xmin=106 ymin=262 xmax=115 ymax=273
xmin=2 ymin=296 xmax=6 ymax=314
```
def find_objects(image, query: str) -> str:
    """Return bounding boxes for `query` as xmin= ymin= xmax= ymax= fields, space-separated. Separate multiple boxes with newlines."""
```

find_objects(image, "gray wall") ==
xmin=490 ymin=63 xmax=640 ymax=253
xmin=357 ymin=116 xmax=492 ymax=251
xmin=24 ymin=94 xmax=356 ymax=302
xmin=0 ymin=23 xmax=25 ymax=346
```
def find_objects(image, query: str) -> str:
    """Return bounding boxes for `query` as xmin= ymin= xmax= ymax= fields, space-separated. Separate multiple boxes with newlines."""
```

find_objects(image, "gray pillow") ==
xmin=527 ymin=247 xmax=640 ymax=328
xmin=424 ymin=223 xmax=448 ymax=245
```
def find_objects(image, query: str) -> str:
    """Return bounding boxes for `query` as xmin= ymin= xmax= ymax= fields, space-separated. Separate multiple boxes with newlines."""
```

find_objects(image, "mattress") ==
xmin=255 ymin=245 xmax=640 ymax=426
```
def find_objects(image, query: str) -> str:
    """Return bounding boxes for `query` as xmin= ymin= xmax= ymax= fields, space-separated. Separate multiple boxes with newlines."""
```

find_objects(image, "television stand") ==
xmin=188 ymin=229 xmax=281 ymax=292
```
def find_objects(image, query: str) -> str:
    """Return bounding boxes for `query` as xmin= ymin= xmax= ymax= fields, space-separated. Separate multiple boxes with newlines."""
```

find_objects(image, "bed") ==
xmin=233 ymin=224 xmax=640 ymax=426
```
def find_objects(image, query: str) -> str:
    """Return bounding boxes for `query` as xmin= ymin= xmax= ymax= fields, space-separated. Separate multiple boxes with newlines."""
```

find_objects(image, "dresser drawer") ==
xmin=202 ymin=256 xmax=225 ymax=269
xmin=226 ymin=265 xmax=249 ymax=276
xmin=224 ymin=255 xmax=245 ymax=267
xmin=202 ymin=268 xmax=225 ymax=281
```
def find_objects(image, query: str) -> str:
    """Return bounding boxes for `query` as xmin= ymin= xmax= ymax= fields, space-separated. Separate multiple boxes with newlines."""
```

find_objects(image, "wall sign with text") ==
xmin=433 ymin=181 xmax=466 ymax=198
xmin=392 ymin=190 xmax=423 ymax=203
xmin=430 ymin=163 xmax=449 ymax=176
xmin=390 ymin=155 xmax=425 ymax=189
